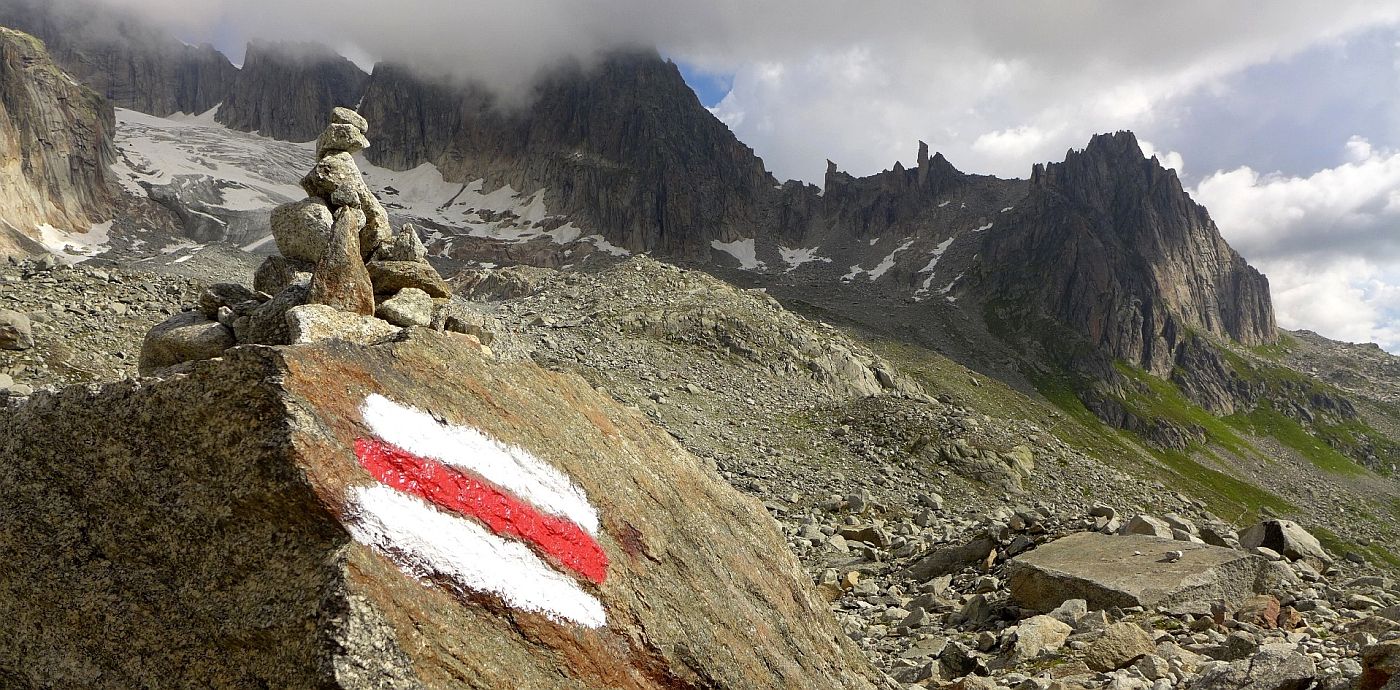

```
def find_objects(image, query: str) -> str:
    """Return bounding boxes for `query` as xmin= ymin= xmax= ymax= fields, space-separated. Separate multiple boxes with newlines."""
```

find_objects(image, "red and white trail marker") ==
xmin=344 ymin=394 xmax=608 ymax=627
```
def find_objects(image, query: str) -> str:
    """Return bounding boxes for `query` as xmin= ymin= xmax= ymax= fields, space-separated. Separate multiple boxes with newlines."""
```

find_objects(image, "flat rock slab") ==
xmin=1008 ymin=532 xmax=1272 ymax=612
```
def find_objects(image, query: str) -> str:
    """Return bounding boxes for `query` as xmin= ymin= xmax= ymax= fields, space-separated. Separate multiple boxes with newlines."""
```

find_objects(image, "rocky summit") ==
xmin=0 ymin=7 xmax=1398 ymax=690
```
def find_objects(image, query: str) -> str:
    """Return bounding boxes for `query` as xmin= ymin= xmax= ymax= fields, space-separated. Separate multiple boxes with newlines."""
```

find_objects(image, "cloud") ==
xmin=1193 ymin=138 xmax=1400 ymax=350
xmin=84 ymin=0 xmax=1400 ymax=179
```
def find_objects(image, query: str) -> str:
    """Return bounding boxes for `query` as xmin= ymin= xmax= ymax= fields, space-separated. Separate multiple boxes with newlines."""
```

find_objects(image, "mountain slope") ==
xmin=215 ymin=41 xmax=369 ymax=141
xmin=0 ymin=0 xmax=235 ymax=116
xmin=976 ymin=132 xmax=1276 ymax=377
xmin=360 ymin=51 xmax=778 ymax=258
xmin=0 ymin=28 xmax=114 ymax=260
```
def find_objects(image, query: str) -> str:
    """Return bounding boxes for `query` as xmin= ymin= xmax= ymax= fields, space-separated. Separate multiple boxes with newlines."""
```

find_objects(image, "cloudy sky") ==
xmin=96 ymin=0 xmax=1400 ymax=350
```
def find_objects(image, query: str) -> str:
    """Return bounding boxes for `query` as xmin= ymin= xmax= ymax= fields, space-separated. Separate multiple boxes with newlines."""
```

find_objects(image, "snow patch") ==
xmin=778 ymin=245 xmax=831 ymax=272
xmin=845 ymin=239 xmax=914 ymax=281
xmin=915 ymin=237 xmax=957 ymax=295
xmin=35 ymin=221 xmax=112 ymax=264
xmin=710 ymin=238 xmax=765 ymax=270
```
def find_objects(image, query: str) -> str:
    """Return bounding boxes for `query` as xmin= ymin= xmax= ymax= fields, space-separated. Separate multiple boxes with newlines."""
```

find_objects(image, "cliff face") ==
xmin=360 ymin=51 xmax=778 ymax=257
xmin=978 ymin=132 xmax=1277 ymax=377
xmin=0 ymin=0 xmax=235 ymax=116
xmin=215 ymin=41 xmax=369 ymax=141
xmin=0 ymin=28 xmax=114 ymax=259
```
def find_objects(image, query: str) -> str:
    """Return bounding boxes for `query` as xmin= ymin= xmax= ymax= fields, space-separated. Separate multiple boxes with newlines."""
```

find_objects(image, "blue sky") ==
xmin=675 ymin=62 xmax=732 ymax=108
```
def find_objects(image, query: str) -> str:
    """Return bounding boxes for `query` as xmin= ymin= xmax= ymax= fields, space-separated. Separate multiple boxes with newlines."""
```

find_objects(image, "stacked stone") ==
xmin=139 ymin=108 xmax=463 ymax=376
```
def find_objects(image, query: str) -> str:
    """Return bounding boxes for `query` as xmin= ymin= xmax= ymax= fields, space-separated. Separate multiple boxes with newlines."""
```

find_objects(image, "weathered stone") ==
xmin=1361 ymin=641 xmax=1400 ymax=690
xmin=316 ymin=123 xmax=369 ymax=156
xmin=1008 ymin=532 xmax=1273 ymax=612
xmin=270 ymin=198 xmax=333 ymax=262
xmin=331 ymin=106 xmax=368 ymax=134
xmin=1083 ymin=622 xmax=1155 ymax=672
xmin=1007 ymin=615 xmax=1072 ymax=664
xmin=374 ymin=225 xmax=429 ymax=263
xmin=300 ymin=151 xmax=365 ymax=202
xmin=285 ymin=304 xmax=398 ymax=345
xmin=0 ymin=308 xmax=34 ymax=350
xmin=0 ymin=330 xmax=885 ymax=688
xmin=1239 ymin=520 xmax=1332 ymax=568
xmin=1048 ymin=598 xmax=1088 ymax=625
xmin=358 ymin=190 xmax=392 ymax=259
xmin=901 ymin=537 xmax=997 ymax=580
xmin=137 ymin=311 xmax=234 ymax=375
xmin=1122 ymin=515 xmax=1174 ymax=539
xmin=375 ymin=288 xmax=434 ymax=328
xmin=367 ymin=260 xmax=451 ymax=298
xmin=431 ymin=303 xmax=497 ymax=345
xmin=307 ymin=206 xmax=375 ymax=316
xmin=1235 ymin=595 xmax=1281 ymax=629
xmin=1188 ymin=647 xmax=1317 ymax=690
xmin=198 ymin=283 xmax=262 ymax=318
xmin=254 ymin=255 xmax=314 ymax=296
xmin=241 ymin=280 xmax=310 ymax=346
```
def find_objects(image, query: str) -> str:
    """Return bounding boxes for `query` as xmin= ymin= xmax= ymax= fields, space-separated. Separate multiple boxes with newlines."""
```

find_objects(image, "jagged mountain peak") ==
xmin=214 ymin=39 xmax=369 ymax=141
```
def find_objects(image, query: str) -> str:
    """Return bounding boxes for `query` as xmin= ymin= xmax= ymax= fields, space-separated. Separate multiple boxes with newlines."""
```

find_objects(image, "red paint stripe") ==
xmin=354 ymin=437 xmax=608 ymax=584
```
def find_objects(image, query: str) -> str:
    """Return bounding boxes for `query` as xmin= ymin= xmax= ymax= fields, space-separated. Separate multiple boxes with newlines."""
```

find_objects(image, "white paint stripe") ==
xmin=361 ymin=394 xmax=599 ymax=535
xmin=346 ymin=484 xmax=607 ymax=628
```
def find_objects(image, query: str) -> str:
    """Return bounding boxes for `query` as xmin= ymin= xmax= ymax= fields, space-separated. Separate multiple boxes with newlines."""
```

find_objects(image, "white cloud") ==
xmin=1194 ymin=137 xmax=1400 ymax=351
xmin=1138 ymin=140 xmax=1185 ymax=175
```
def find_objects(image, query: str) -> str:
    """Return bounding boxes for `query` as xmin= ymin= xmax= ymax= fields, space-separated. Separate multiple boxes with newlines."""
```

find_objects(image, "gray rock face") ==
xmin=0 ymin=0 xmax=236 ymax=117
xmin=270 ymin=198 xmax=334 ymax=263
xmin=978 ymin=132 xmax=1277 ymax=378
xmin=0 ymin=330 xmax=886 ymax=689
xmin=1007 ymin=532 xmax=1275 ymax=612
xmin=0 ymin=28 xmax=115 ymax=261
xmin=0 ymin=308 xmax=34 ymax=350
xmin=138 ymin=311 xmax=234 ymax=375
xmin=359 ymin=51 xmax=777 ymax=259
xmin=215 ymin=41 xmax=369 ymax=142
xmin=1187 ymin=646 xmax=1317 ymax=690
xmin=1240 ymin=520 xmax=1332 ymax=568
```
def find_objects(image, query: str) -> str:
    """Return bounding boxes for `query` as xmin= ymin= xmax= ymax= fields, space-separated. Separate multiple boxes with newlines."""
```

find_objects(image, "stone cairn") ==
xmin=139 ymin=108 xmax=482 ymax=375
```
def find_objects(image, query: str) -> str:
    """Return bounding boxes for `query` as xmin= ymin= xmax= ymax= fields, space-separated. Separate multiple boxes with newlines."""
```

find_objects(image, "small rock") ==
xmin=375 ymin=288 xmax=434 ymax=328
xmin=138 ymin=311 xmax=234 ymax=375
xmin=285 ymin=304 xmax=399 ymax=345
xmin=367 ymin=260 xmax=451 ymax=298
xmin=330 ymin=106 xmax=369 ymax=134
xmin=1083 ymin=622 xmax=1156 ymax=672
xmin=270 ymin=198 xmax=334 ymax=263
xmin=316 ymin=123 xmax=369 ymax=156
xmin=0 ymin=309 xmax=34 ymax=350
xmin=373 ymin=225 xmax=429 ymax=263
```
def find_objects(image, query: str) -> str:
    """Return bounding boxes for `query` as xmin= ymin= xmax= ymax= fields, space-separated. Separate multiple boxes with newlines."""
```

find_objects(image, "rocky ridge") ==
xmin=215 ymin=41 xmax=370 ymax=142
xmin=0 ymin=27 xmax=114 ymax=260
xmin=0 ymin=0 xmax=235 ymax=116
xmin=973 ymin=132 xmax=1276 ymax=383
